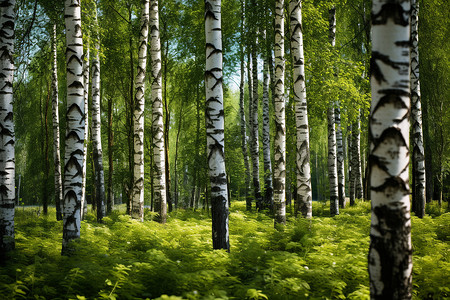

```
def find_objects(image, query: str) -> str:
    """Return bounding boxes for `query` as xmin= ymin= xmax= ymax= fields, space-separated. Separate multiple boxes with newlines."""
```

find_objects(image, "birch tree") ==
xmin=353 ymin=113 xmax=363 ymax=199
xmin=63 ymin=0 xmax=84 ymax=254
xmin=51 ymin=23 xmax=63 ymax=221
xmin=262 ymin=30 xmax=273 ymax=210
xmin=368 ymin=1 xmax=412 ymax=298
xmin=273 ymin=0 xmax=286 ymax=225
xmin=0 ymin=0 xmax=16 ymax=256
xmin=132 ymin=0 xmax=150 ymax=221
xmin=239 ymin=2 xmax=251 ymax=206
xmin=205 ymin=0 xmax=230 ymax=250
xmin=328 ymin=6 xmax=339 ymax=216
xmin=410 ymin=0 xmax=425 ymax=218
xmin=290 ymin=0 xmax=312 ymax=218
xmin=80 ymin=45 xmax=89 ymax=220
xmin=91 ymin=4 xmax=106 ymax=220
xmin=348 ymin=124 xmax=355 ymax=206
xmin=150 ymin=0 xmax=167 ymax=223
xmin=336 ymin=107 xmax=345 ymax=208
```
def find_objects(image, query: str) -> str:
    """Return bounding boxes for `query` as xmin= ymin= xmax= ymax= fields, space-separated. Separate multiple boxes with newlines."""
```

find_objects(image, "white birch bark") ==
xmin=132 ymin=0 xmax=150 ymax=221
xmin=336 ymin=106 xmax=346 ymax=208
xmin=273 ymin=0 xmax=286 ymax=225
xmin=91 ymin=5 xmax=105 ymax=220
xmin=0 ymin=0 xmax=16 ymax=255
xmin=410 ymin=0 xmax=425 ymax=218
xmin=369 ymin=1 xmax=412 ymax=298
xmin=246 ymin=52 xmax=253 ymax=211
xmin=348 ymin=124 xmax=355 ymax=206
xmin=353 ymin=112 xmax=363 ymax=199
xmin=51 ymin=23 xmax=63 ymax=221
xmin=205 ymin=0 xmax=230 ymax=250
xmin=262 ymin=34 xmax=273 ymax=209
xmin=328 ymin=7 xmax=339 ymax=216
xmin=290 ymin=0 xmax=312 ymax=218
xmin=63 ymin=0 xmax=84 ymax=254
xmin=80 ymin=45 xmax=89 ymax=221
xmin=150 ymin=0 xmax=166 ymax=223
xmin=251 ymin=42 xmax=262 ymax=210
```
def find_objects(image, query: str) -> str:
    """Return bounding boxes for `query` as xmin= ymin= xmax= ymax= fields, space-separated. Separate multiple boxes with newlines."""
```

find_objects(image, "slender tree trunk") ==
xmin=353 ymin=113 xmax=364 ymax=199
xmin=107 ymin=96 xmax=114 ymax=213
xmin=348 ymin=125 xmax=355 ymax=206
xmin=290 ymin=0 xmax=312 ymax=218
xmin=262 ymin=30 xmax=273 ymax=210
xmin=126 ymin=22 xmax=134 ymax=216
xmin=0 ymin=0 xmax=16 ymax=257
xmin=80 ymin=45 xmax=89 ymax=220
xmin=251 ymin=43 xmax=263 ymax=210
xmin=162 ymin=39 xmax=172 ymax=214
xmin=150 ymin=0 xmax=166 ymax=223
xmin=51 ymin=23 xmax=63 ymax=221
xmin=205 ymin=0 xmax=230 ymax=251
xmin=239 ymin=1 xmax=251 ymax=207
xmin=91 ymin=5 xmax=105 ymax=221
xmin=410 ymin=0 xmax=425 ymax=218
xmin=336 ymin=107 xmax=346 ymax=208
xmin=62 ymin=0 xmax=84 ymax=254
xmin=246 ymin=51 xmax=253 ymax=211
xmin=328 ymin=7 xmax=339 ymax=216
xmin=273 ymin=0 xmax=286 ymax=225
xmin=43 ymin=82 xmax=50 ymax=215
xmin=132 ymin=0 xmax=150 ymax=221
xmin=174 ymin=106 xmax=183 ymax=209
xmin=368 ymin=1 xmax=412 ymax=298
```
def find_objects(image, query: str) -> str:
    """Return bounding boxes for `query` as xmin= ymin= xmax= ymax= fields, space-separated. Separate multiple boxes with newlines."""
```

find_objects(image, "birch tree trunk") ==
xmin=205 ymin=0 xmax=230 ymax=251
xmin=0 ymin=0 xmax=16 ymax=256
xmin=80 ymin=45 xmax=89 ymax=221
xmin=262 ymin=31 xmax=273 ymax=210
xmin=107 ymin=96 xmax=114 ymax=214
xmin=91 ymin=5 xmax=105 ymax=221
xmin=290 ymin=0 xmax=312 ymax=218
xmin=63 ymin=0 xmax=84 ymax=254
xmin=328 ymin=6 xmax=339 ymax=216
xmin=246 ymin=51 xmax=253 ymax=211
xmin=239 ymin=29 xmax=251 ymax=205
xmin=348 ymin=125 xmax=355 ymax=206
xmin=132 ymin=0 xmax=150 ymax=221
xmin=353 ymin=113 xmax=364 ymax=199
xmin=251 ymin=43 xmax=263 ymax=210
xmin=150 ymin=0 xmax=167 ymax=223
xmin=273 ymin=0 xmax=286 ymax=225
xmin=369 ymin=1 xmax=412 ymax=298
xmin=336 ymin=107 xmax=346 ymax=208
xmin=410 ymin=0 xmax=425 ymax=218
xmin=51 ymin=23 xmax=63 ymax=221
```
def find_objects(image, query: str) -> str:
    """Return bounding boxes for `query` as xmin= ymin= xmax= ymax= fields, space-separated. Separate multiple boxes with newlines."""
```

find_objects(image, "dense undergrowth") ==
xmin=0 ymin=201 xmax=448 ymax=299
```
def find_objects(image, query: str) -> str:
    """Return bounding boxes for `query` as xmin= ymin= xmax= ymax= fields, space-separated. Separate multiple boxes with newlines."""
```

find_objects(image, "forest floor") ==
xmin=0 ymin=200 xmax=449 ymax=300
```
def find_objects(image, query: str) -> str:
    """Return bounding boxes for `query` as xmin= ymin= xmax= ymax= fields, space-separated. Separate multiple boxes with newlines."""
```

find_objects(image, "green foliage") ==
xmin=1 ymin=202 xmax=448 ymax=299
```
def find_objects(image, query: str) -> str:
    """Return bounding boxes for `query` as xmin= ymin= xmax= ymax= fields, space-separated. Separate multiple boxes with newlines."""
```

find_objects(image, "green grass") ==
xmin=1 ymin=201 xmax=448 ymax=299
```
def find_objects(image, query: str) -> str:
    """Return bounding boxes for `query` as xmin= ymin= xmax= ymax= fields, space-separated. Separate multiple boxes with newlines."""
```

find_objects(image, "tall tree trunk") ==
xmin=251 ymin=43 xmax=263 ymax=210
xmin=239 ymin=1 xmax=251 ymax=207
xmin=51 ymin=23 xmax=63 ymax=221
xmin=107 ymin=96 xmax=114 ymax=213
xmin=246 ymin=51 xmax=254 ymax=211
xmin=43 ymin=82 xmax=50 ymax=215
xmin=173 ymin=105 xmax=183 ymax=209
xmin=62 ymin=0 xmax=84 ymax=254
xmin=353 ymin=113 xmax=364 ymax=199
xmin=336 ymin=107 xmax=346 ymax=208
xmin=80 ymin=45 xmax=89 ymax=220
xmin=410 ymin=0 xmax=425 ymax=218
xmin=132 ymin=0 xmax=150 ymax=221
xmin=91 ymin=5 xmax=105 ymax=221
xmin=348 ymin=125 xmax=355 ymax=206
xmin=273 ymin=0 xmax=286 ymax=225
xmin=262 ymin=30 xmax=273 ymax=210
xmin=368 ymin=1 xmax=412 ymax=298
xmin=290 ymin=0 xmax=312 ymax=218
xmin=205 ymin=0 xmax=230 ymax=251
xmin=0 ymin=0 xmax=16 ymax=257
xmin=328 ymin=6 xmax=339 ymax=217
xmin=150 ymin=0 xmax=166 ymax=223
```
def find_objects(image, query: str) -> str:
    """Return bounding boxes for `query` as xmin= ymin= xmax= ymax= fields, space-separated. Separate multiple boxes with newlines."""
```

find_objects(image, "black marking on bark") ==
xmin=0 ymin=184 xmax=9 ymax=196
xmin=371 ymin=51 xmax=409 ymax=84
xmin=67 ymin=54 xmax=83 ymax=66
xmin=68 ymin=80 xmax=83 ymax=89
xmin=372 ymin=3 xmax=409 ymax=26
xmin=65 ymin=155 xmax=83 ymax=177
